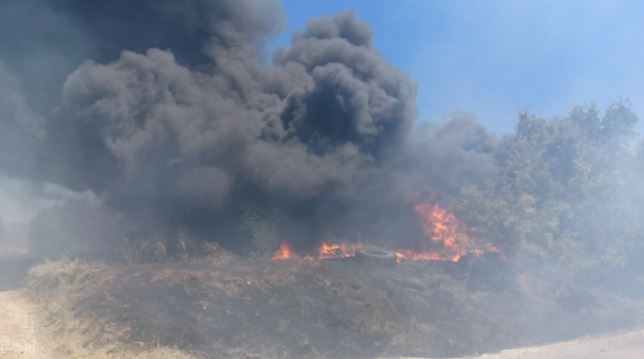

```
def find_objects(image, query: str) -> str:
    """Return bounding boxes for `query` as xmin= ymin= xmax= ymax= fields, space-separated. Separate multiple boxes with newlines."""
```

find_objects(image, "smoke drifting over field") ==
xmin=0 ymin=0 xmax=642 ymax=266
xmin=5 ymin=3 xmax=644 ymax=358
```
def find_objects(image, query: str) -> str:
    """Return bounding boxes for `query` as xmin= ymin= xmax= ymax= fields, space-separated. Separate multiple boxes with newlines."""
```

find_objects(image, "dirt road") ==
xmin=0 ymin=291 xmax=48 ymax=359
xmin=457 ymin=329 xmax=644 ymax=359
xmin=386 ymin=328 xmax=644 ymax=359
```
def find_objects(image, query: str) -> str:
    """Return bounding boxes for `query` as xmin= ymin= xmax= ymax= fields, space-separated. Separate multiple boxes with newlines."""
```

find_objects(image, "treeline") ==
xmin=451 ymin=101 xmax=644 ymax=279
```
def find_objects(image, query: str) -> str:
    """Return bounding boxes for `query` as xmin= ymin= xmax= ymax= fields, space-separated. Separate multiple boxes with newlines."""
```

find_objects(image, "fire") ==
xmin=319 ymin=242 xmax=359 ymax=259
xmin=412 ymin=200 xmax=471 ymax=261
xmin=271 ymin=195 xmax=497 ymax=263
xmin=271 ymin=241 xmax=461 ymax=263
xmin=272 ymin=241 xmax=361 ymax=261
xmin=272 ymin=241 xmax=295 ymax=260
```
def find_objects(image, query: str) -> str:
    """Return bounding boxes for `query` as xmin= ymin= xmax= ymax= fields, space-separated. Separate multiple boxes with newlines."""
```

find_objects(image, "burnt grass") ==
xmin=25 ymin=255 xmax=644 ymax=359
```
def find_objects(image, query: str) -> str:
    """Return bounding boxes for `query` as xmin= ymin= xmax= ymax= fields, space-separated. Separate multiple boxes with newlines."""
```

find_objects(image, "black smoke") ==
xmin=0 ymin=0 xmax=497 ymax=255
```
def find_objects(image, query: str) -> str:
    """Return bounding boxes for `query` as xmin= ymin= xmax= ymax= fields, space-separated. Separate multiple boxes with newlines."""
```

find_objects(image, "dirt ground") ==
xmin=0 ymin=290 xmax=48 ymax=359
xmin=386 ymin=329 xmax=644 ymax=359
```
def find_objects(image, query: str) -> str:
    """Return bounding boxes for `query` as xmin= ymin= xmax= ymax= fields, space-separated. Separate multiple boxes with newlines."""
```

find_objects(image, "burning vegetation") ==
xmin=1 ymin=0 xmax=644 ymax=359
xmin=272 ymin=196 xmax=498 ymax=263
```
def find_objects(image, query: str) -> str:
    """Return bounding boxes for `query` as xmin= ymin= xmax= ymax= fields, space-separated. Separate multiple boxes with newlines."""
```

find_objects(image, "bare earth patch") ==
xmin=0 ymin=290 xmax=48 ymax=359
xmin=386 ymin=328 xmax=644 ymax=359
xmin=470 ymin=329 xmax=644 ymax=359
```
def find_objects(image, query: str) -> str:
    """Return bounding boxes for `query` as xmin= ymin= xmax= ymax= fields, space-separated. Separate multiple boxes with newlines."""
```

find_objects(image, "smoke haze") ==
xmin=0 ymin=0 xmax=430 ymax=255
xmin=5 ymin=4 xmax=644 ymax=359
xmin=0 ymin=0 xmax=642 ymax=268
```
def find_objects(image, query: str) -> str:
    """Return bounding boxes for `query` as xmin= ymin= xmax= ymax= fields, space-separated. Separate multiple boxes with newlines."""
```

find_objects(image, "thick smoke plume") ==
xmin=4 ymin=0 xmax=640 ymax=270
xmin=0 ymin=0 xmax=441 ymax=254
xmin=4 ymin=3 xmax=644 ymax=358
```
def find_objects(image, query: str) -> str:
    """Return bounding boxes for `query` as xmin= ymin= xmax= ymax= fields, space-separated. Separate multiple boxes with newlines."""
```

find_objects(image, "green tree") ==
xmin=452 ymin=102 xmax=640 ymax=275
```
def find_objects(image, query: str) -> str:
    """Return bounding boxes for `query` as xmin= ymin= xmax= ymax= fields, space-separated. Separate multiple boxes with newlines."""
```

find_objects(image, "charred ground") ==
xmin=23 ymin=252 xmax=644 ymax=359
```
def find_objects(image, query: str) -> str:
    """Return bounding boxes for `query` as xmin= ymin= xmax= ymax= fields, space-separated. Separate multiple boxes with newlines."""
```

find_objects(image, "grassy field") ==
xmin=17 ymin=251 xmax=644 ymax=359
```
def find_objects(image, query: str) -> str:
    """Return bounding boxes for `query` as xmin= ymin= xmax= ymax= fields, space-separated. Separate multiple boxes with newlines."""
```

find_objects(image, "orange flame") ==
xmin=412 ymin=200 xmax=471 ymax=261
xmin=271 ymin=195 xmax=498 ymax=263
xmin=272 ymin=241 xmax=295 ymax=260
xmin=318 ymin=242 xmax=360 ymax=259
xmin=271 ymin=240 xmax=468 ymax=263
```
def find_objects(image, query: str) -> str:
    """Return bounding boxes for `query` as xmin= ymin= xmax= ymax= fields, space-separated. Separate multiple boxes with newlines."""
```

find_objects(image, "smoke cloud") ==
xmin=3 ymin=4 xmax=644 ymax=358
xmin=8 ymin=0 xmax=635 ymax=265
xmin=0 ymin=0 xmax=445 ymax=254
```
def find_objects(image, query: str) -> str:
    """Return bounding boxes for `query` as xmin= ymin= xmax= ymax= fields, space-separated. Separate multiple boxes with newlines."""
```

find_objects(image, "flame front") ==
xmin=271 ymin=195 xmax=496 ymax=263
xmin=272 ymin=241 xmax=295 ymax=260
xmin=319 ymin=242 xmax=359 ymax=259
xmin=412 ymin=201 xmax=471 ymax=261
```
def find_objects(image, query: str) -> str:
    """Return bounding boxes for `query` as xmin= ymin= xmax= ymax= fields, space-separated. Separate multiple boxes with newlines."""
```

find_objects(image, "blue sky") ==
xmin=272 ymin=0 xmax=644 ymax=133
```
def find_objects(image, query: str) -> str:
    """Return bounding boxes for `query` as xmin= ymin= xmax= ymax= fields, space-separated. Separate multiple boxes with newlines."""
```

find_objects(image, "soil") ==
xmin=467 ymin=329 xmax=644 ymax=358
xmin=0 ymin=290 xmax=49 ymax=359
xmin=386 ymin=328 xmax=644 ymax=358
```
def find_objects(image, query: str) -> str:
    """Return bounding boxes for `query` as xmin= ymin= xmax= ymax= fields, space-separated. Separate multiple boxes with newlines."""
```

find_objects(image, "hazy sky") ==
xmin=274 ymin=0 xmax=644 ymax=133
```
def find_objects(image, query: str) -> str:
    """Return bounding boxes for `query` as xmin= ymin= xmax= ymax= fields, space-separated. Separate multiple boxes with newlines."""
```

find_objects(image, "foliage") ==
xmin=452 ymin=101 xmax=642 ymax=275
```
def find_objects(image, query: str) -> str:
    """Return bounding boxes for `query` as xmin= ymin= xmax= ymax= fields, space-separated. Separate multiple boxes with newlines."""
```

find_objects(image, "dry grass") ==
xmin=21 ymin=257 xmax=497 ymax=358
xmin=41 ymin=340 xmax=200 ymax=359
xmin=27 ymin=258 xmax=104 ymax=279
xmin=25 ymin=259 xmax=203 ymax=359
xmin=22 ymin=256 xmax=644 ymax=359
